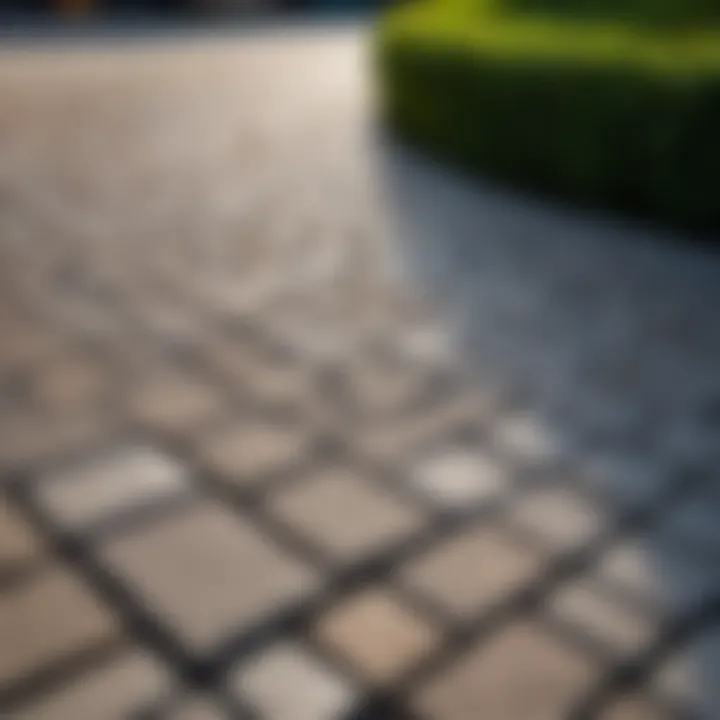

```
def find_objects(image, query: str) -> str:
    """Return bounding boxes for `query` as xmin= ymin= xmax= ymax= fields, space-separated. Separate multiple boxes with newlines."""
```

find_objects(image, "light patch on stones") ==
xmin=410 ymin=447 xmax=506 ymax=508
xmin=231 ymin=642 xmax=356 ymax=720
xmin=494 ymin=412 xmax=563 ymax=463
xmin=35 ymin=444 xmax=189 ymax=532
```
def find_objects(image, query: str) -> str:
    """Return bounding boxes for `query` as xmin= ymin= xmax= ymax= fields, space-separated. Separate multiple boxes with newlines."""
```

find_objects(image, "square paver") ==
xmin=100 ymin=501 xmax=319 ymax=655
xmin=231 ymin=642 xmax=356 ymax=720
xmin=128 ymin=372 xmax=222 ymax=436
xmin=13 ymin=649 xmax=171 ymax=720
xmin=415 ymin=622 xmax=598 ymax=720
xmin=0 ymin=567 xmax=118 ymax=690
xmin=268 ymin=466 xmax=424 ymax=563
xmin=0 ymin=498 xmax=42 ymax=574
xmin=402 ymin=525 xmax=545 ymax=620
xmin=35 ymin=444 xmax=189 ymax=532
xmin=409 ymin=446 xmax=507 ymax=509
xmin=509 ymin=487 xmax=604 ymax=553
xmin=315 ymin=589 xmax=441 ymax=684
xmin=548 ymin=579 xmax=658 ymax=659
xmin=198 ymin=419 xmax=309 ymax=488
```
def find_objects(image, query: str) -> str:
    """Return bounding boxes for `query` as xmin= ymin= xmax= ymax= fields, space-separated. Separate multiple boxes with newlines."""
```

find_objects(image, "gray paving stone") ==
xmin=494 ymin=411 xmax=564 ymax=464
xmin=409 ymin=446 xmax=507 ymax=509
xmin=100 ymin=501 xmax=319 ymax=655
xmin=315 ymin=588 xmax=441 ymax=684
xmin=415 ymin=622 xmax=597 ymax=720
xmin=0 ymin=567 xmax=119 ymax=690
xmin=653 ymin=626 xmax=720 ymax=720
xmin=509 ymin=486 xmax=605 ymax=553
xmin=12 ymin=649 xmax=171 ymax=720
xmin=598 ymin=535 xmax=720 ymax=617
xmin=548 ymin=578 xmax=658 ymax=659
xmin=402 ymin=525 xmax=545 ymax=620
xmin=231 ymin=641 xmax=356 ymax=720
xmin=35 ymin=444 xmax=189 ymax=532
xmin=268 ymin=465 xmax=424 ymax=563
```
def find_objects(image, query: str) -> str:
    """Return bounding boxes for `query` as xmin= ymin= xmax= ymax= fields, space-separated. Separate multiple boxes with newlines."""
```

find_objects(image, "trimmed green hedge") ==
xmin=377 ymin=3 xmax=720 ymax=232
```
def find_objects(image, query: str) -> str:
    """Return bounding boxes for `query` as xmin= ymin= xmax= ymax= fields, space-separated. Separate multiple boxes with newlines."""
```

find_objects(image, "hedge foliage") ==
xmin=376 ymin=1 xmax=720 ymax=231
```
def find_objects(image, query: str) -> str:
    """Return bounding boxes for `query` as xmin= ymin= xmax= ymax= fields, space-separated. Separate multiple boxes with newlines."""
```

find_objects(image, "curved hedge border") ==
xmin=376 ymin=3 xmax=720 ymax=232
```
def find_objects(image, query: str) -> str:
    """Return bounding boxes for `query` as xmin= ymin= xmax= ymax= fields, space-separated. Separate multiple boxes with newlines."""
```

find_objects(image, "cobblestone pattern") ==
xmin=0 ymin=24 xmax=719 ymax=720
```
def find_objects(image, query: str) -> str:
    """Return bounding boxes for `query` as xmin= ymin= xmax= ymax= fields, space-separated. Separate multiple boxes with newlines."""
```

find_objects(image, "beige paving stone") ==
xmin=510 ymin=487 xmax=603 ymax=553
xmin=36 ymin=444 xmax=189 ymax=531
xmin=415 ymin=622 xmax=597 ymax=720
xmin=402 ymin=525 xmax=545 ymax=619
xmin=165 ymin=697 xmax=231 ymax=720
xmin=127 ymin=372 xmax=222 ymax=436
xmin=12 ymin=649 xmax=171 ymax=720
xmin=33 ymin=354 xmax=108 ymax=410
xmin=548 ymin=579 xmax=657 ymax=659
xmin=198 ymin=419 xmax=309 ymax=487
xmin=315 ymin=588 xmax=441 ymax=684
xmin=599 ymin=695 xmax=676 ymax=720
xmin=100 ymin=501 xmax=319 ymax=655
xmin=268 ymin=466 xmax=424 ymax=563
xmin=231 ymin=642 xmax=356 ymax=720
xmin=0 ymin=498 xmax=42 ymax=573
xmin=409 ymin=446 xmax=507 ymax=508
xmin=0 ymin=568 xmax=119 ymax=690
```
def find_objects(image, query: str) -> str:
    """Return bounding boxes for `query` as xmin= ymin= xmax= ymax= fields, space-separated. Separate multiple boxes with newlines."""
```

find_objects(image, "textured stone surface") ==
xmin=269 ymin=467 xmax=424 ymax=563
xmin=409 ymin=446 xmax=506 ymax=508
xmin=231 ymin=642 xmax=356 ymax=720
xmin=0 ymin=568 xmax=118 ymax=689
xmin=316 ymin=588 xmax=441 ymax=684
xmin=402 ymin=526 xmax=544 ymax=619
xmin=0 ymin=498 xmax=42 ymax=573
xmin=100 ymin=502 xmax=319 ymax=654
xmin=198 ymin=420 xmax=309 ymax=487
xmin=599 ymin=696 xmax=675 ymax=720
xmin=165 ymin=697 xmax=231 ymax=720
xmin=12 ymin=649 xmax=171 ymax=720
xmin=35 ymin=444 xmax=189 ymax=531
xmin=415 ymin=623 xmax=597 ymax=720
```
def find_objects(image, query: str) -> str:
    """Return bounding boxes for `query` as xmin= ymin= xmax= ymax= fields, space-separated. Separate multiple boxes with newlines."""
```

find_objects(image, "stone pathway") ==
xmin=0 ymin=23 xmax=719 ymax=720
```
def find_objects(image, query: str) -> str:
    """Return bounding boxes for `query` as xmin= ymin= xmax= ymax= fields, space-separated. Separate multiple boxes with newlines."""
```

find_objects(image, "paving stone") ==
xmin=409 ymin=446 xmax=507 ymax=509
xmin=509 ymin=487 xmax=604 ymax=553
xmin=268 ymin=466 xmax=424 ymax=563
xmin=33 ymin=354 xmax=108 ymax=410
xmin=315 ymin=588 xmax=441 ymax=684
xmin=0 ymin=498 xmax=42 ymax=574
xmin=164 ymin=696 xmax=231 ymax=720
xmin=35 ymin=444 xmax=189 ymax=532
xmin=658 ymin=489 xmax=720 ymax=554
xmin=127 ymin=372 xmax=222 ymax=437
xmin=100 ymin=501 xmax=319 ymax=655
xmin=598 ymin=535 xmax=720 ymax=616
xmin=12 ymin=649 xmax=171 ymax=720
xmin=0 ymin=567 xmax=118 ymax=690
xmin=653 ymin=626 xmax=720 ymax=720
xmin=494 ymin=412 xmax=564 ymax=464
xmin=198 ymin=419 xmax=310 ymax=488
xmin=0 ymin=325 xmax=61 ymax=371
xmin=415 ymin=622 xmax=597 ymax=720
xmin=402 ymin=525 xmax=545 ymax=620
xmin=599 ymin=695 xmax=676 ymax=720
xmin=548 ymin=578 xmax=658 ymax=659
xmin=231 ymin=642 xmax=356 ymax=720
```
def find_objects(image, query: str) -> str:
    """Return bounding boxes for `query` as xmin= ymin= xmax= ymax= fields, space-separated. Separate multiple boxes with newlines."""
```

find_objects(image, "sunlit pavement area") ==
xmin=1 ymin=23 xmax=720 ymax=720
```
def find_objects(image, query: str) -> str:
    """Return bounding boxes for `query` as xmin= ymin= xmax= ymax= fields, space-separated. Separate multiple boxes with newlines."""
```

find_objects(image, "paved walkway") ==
xmin=0 ymin=24 xmax=719 ymax=720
